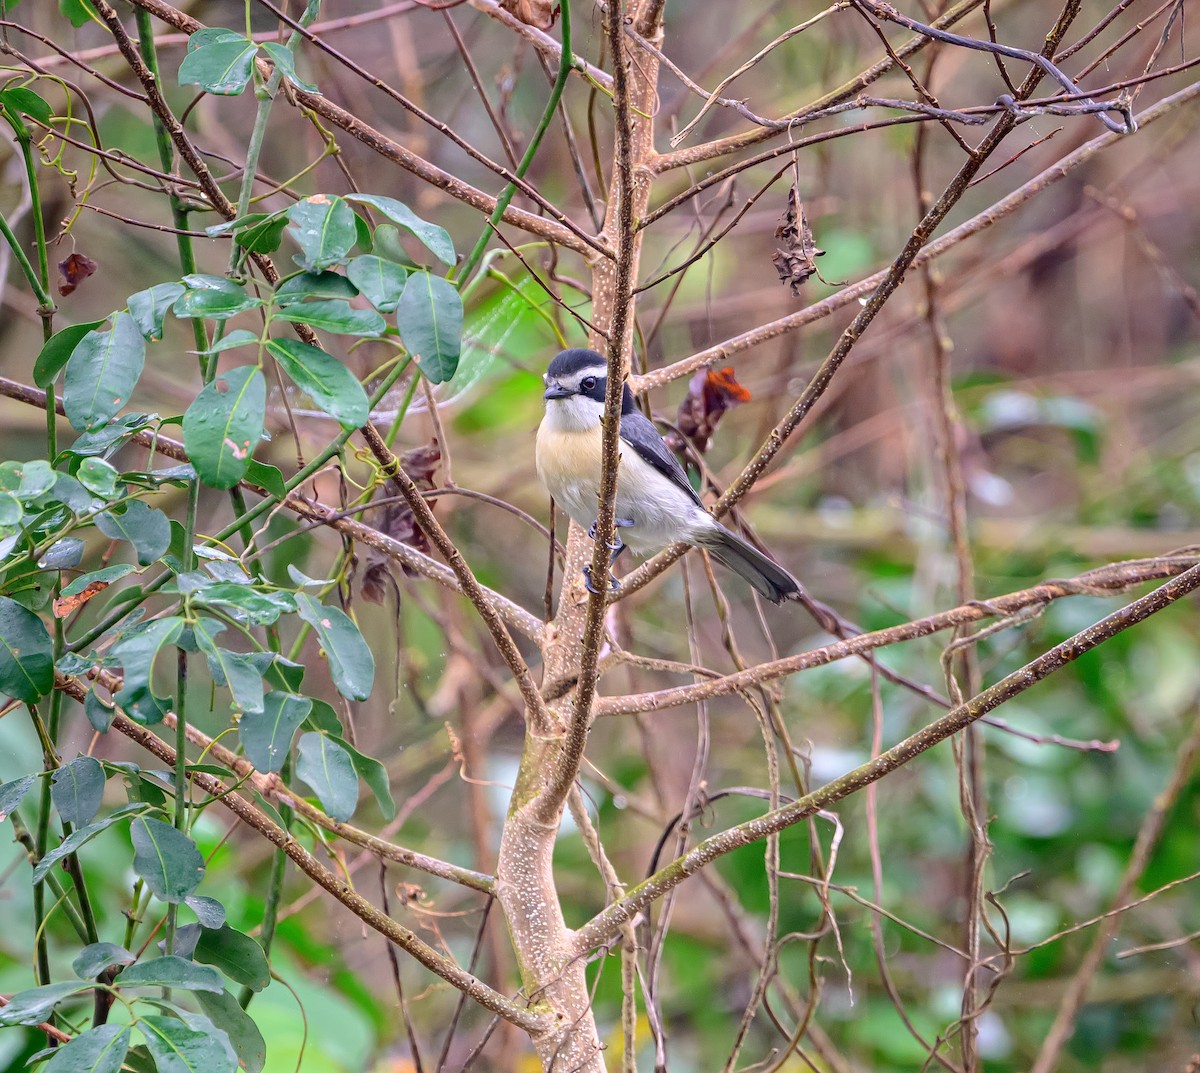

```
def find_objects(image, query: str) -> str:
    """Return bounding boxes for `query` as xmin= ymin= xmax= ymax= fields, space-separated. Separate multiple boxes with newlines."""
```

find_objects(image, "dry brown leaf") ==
xmin=58 ymin=252 xmax=98 ymax=297
xmin=666 ymin=366 xmax=752 ymax=454
xmin=772 ymin=184 xmax=825 ymax=297
xmin=361 ymin=440 xmax=442 ymax=601
xmin=53 ymin=580 xmax=110 ymax=618
xmin=499 ymin=0 xmax=558 ymax=30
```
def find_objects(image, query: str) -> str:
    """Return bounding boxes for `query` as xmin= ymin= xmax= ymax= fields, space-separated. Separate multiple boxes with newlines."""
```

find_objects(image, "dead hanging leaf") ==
xmin=666 ymin=366 xmax=752 ymax=454
xmin=53 ymin=580 xmax=110 ymax=618
xmin=772 ymin=185 xmax=827 ymax=296
xmin=57 ymin=252 xmax=98 ymax=296
xmin=362 ymin=440 xmax=442 ymax=602
xmin=499 ymin=0 xmax=558 ymax=29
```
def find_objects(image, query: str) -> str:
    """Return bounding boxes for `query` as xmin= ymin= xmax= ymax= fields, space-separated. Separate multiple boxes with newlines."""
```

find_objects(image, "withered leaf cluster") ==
xmin=666 ymin=366 xmax=752 ymax=455
xmin=361 ymin=440 xmax=442 ymax=603
xmin=772 ymin=184 xmax=825 ymax=297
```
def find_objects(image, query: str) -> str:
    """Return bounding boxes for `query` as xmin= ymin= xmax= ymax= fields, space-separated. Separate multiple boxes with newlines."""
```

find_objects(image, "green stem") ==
xmin=123 ymin=878 xmax=147 ymax=950
xmin=382 ymin=369 xmax=421 ymax=451
xmin=238 ymin=771 xmax=292 ymax=1010
xmin=10 ymin=809 xmax=91 ymax=945
xmin=0 ymin=206 xmax=51 ymax=309
xmin=14 ymin=127 xmax=52 ymax=334
xmin=133 ymin=10 xmax=204 ymax=320
xmin=135 ymin=9 xmax=211 ymax=960
xmin=455 ymin=0 xmax=574 ymax=284
xmin=29 ymin=699 xmax=61 ymax=986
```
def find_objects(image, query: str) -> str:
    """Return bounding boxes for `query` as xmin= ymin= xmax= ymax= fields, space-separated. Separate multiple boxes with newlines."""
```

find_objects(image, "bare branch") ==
xmin=575 ymin=561 xmax=1200 ymax=954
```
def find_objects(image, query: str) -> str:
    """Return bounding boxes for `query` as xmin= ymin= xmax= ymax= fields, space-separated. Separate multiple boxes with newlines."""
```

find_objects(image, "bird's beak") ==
xmin=543 ymin=384 xmax=572 ymax=400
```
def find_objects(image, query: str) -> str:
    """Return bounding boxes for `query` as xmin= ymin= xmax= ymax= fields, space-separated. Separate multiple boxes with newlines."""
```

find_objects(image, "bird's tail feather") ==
xmin=699 ymin=525 xmax=802 ymax=604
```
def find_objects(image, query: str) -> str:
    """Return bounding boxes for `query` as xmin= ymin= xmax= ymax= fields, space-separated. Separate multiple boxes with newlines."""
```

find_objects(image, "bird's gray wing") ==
xmin=618 ymin=411 xmax=705 ymax=508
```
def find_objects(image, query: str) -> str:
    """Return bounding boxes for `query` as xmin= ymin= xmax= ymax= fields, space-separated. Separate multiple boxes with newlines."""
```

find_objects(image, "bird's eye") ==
xmin=581 ymin=376 xmax=597 ymax=391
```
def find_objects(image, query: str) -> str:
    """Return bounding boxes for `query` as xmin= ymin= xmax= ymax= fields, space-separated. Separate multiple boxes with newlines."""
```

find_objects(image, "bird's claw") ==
xmin=587 ymin=517 xmax=634 ymax=547
xmin=583 ymin=564 xmax=621 ymax=595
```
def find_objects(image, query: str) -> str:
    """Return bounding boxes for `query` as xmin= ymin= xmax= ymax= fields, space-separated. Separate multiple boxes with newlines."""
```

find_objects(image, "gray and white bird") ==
xmin=535 ymin=348 xmax=802 ymax=604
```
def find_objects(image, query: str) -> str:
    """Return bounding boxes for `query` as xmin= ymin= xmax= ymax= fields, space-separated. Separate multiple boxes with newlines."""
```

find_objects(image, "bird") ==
xmin=535 ymin=348 xmax=802 ymax=604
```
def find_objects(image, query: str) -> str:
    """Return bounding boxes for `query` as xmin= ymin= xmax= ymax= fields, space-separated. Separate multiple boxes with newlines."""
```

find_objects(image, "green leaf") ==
xmin=51 ymin=754 xmax=105 ymax=826
xmin=259 ymin=40 xmax=316 ymax=91
xmin=346 ymin=194 xmax=455 ymax=265
xmin=347 ymin=255 xmax=408 ymax=313
xmin=265 ymin=338 xmax=369 ymax=429
xmin=73 ymin=942 xmax=134 ymax=979
xmin=294 ymin=593 xmax=375 ymax=700
xmin=62 ymin=564 xmax=136 ymax=597
xmin=173 ymin=274 xmax=263 ymax=321
xmin=296 ymin=731 xmax=358 ymax=821
xmin=239 ymin=692 xmax=310 ymax=772
xmin=84 ymin=689 xmax=114 ymax=732
xmin=304 ymin=697 xmax=342 ymax=734
xmin=33 ymin=320 xmax=105 ymax=388
xmin=0 ymin=593 xmax=54 ymax=703
xmin=372 ymin=224 xmax=418 ymax=267
xmin=194 ymin=925 xmax=270 ymax=992
xmin=17 ymin=460 xmax=58 ymax=500
xmin=191 ymin=584 xmax=295 ymax=627
xmin=244 ymin=459 xmax=286 ymax=499
xmin=40 ymin=538 xmax=84 ymax=570
xmin=396 ymin=272 xmax=462 ymax=383
xmin=32 ymin=804 xmax=148 ymax=884
xmin=0 ymin=491 xmax=22 ymax=528
xmin=274 ymin=300 xmax=385 ymax=337
xmin=183 ymin=365 xmax=265 ymax=490
xmin=63 ymin=312 xmax=147 ymax=432
xmin=0 ymin=86 xmax=53 ymax=126
xmin=274 ymin=270 xmax=358 ymax=305
xmin=194 ymin=619 xmax=264 ymax=714
xmin=131 ymin=816 xmax=205 ymax=902
xmin=111 ymin=617 xmax=185 ymax=725
xmin=208 ymin=213 xmax=289 ymax=256
xmin=332 ymin=733 xmax=395 ymax=821
xmin=95 ymin=500 xmax=172 ymax=565
xmin=76 ymin=456 xmax=120 ymax=497
xmin=238 ymin=212 xmax=289 ymax=254
xmin=207 ymin=211 xmax=266 ymax=236
xmin=186 ymin=28 xmax=245 ymax=52
xmin=200 ymin=328 xmax=260 ymax=356
xmin=43 ymin=1024 xmax=129 ymax=1073
xmin=186 ymin=894 xmax=226 ymax=928
xmin=140 ymin=1014 xmax=237 ymax=1073
xmin=128 ymin=283 xmax=186 ymax=341
xmin=0 ymin=774 xmax=36 ymax=821
xmin=0 ymin=981 xmax=87 ymax=1026
xmin=195 ymin=990 xmax=266 ymax=1073
xmin=118 ymin=956 xmax=222 ymax=992
xmin=178 ymin=34 xmax=258 ymax=96
xmin=63 ymin=412 xmax=155 ymax=460
xmin=58 ymin=0 xmax=99 ymax=29
xmin=287 ymin=195 xmax=357 ymax=272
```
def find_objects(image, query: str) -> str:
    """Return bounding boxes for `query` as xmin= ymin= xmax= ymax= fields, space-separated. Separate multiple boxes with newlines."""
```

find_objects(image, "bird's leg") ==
xmin=587 ymin=516 xmax=633 ymax=550
xmin=583 ymin=518 xmax=631 ymax=592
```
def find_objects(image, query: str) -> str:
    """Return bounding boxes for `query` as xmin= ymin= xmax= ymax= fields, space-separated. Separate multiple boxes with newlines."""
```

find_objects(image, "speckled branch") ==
xmin=574 ymin=561 xmax=1200 ymax=955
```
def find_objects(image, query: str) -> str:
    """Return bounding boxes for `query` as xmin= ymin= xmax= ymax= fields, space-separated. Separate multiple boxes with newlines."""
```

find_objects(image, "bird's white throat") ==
xmin=542 ymin=394 xmax=605 ymax=432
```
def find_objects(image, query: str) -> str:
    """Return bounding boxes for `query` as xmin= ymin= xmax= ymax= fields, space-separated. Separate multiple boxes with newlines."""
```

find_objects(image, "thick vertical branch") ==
xmin=494 ymin=0 xmax=663 ymax=1069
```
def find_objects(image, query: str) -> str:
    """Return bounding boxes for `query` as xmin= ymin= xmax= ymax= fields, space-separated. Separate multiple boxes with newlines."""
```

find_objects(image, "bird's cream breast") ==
xmin=536 ymin=421 xmax=606 ymax=489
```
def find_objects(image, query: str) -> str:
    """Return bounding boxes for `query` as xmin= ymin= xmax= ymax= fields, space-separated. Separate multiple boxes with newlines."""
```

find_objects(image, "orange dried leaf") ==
xmin=53 ymin=580 xmax=109 ymax=618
